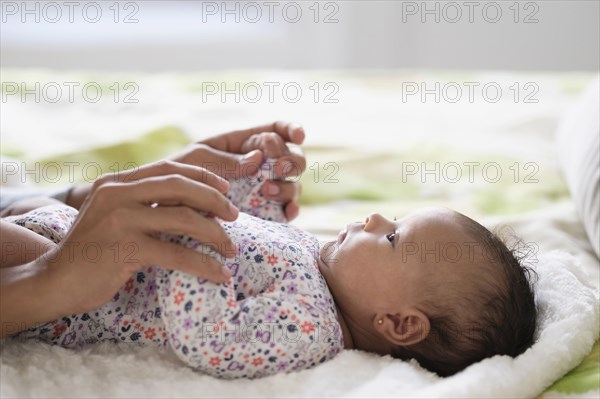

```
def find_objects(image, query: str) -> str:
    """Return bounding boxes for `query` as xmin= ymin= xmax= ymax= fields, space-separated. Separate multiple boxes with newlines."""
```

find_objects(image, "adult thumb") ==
xmin=205 ymin=147 xmax=263 ymax=180
xmin=238 ymin=149 xmax=264 ymax=178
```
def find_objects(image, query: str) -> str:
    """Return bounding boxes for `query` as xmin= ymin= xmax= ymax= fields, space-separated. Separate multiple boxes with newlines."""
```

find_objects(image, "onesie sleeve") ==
xmin=157 ymin=266 xmax=341 ymax=379
xmin=2 ymin=204 xmax=78 ymax=243
xmin=225 ymin=159 xmax=286 ymax=223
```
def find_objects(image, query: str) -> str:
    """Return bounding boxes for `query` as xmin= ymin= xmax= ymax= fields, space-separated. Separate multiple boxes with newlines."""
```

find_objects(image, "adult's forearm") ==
xmin=0 ymin=259 xmax=66 ymax=338
xmin=1 ymin=221 xmax=56 ymax=268
xmin=1 ymin=220 xmax=67 ymax=337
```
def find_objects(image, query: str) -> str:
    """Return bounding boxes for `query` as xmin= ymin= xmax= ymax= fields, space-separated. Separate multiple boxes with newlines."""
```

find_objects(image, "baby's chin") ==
xmin=318 ymin=240 xmax=338 ymax=270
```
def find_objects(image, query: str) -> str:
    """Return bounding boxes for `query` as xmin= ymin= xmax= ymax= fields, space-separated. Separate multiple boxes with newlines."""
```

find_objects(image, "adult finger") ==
xmin=97 ymin=160 xmax=230 ymax=193
xmin=139 ymin=236 xmax=232 ymax=284
xmin=173 ymin=143 xmax=264 ymax=180
xmin=200 ymin=121 xmax=305 ymax=152
xmin=128 ymin=206 xmax=235 ymax=258
xmin=90 ymin=175 xmax=239 ymax=222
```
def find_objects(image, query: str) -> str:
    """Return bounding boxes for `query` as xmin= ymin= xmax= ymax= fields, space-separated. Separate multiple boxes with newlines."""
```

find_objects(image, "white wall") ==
xmin=1 ymin=0 xmax=598 ymax=71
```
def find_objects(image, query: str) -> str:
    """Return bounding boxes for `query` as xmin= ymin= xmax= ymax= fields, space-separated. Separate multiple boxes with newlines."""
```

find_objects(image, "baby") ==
xmin=5 ymin=160 xmax=537 ymax=379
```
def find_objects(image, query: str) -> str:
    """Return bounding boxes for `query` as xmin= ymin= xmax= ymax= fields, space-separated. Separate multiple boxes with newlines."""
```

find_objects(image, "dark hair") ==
xmin=391 ymin=214 xmax=538 ymax=377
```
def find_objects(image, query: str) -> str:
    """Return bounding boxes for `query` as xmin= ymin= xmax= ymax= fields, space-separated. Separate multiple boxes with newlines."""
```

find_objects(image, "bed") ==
xmin=1 ymin=69 xmax=598 ymax=398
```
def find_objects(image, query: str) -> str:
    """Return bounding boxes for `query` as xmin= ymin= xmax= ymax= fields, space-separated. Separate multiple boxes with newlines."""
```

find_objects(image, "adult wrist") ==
xmin=0 ymin=257 xmax=69 ymax=337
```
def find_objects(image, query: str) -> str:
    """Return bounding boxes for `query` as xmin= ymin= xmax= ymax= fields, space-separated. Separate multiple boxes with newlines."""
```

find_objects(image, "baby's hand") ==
xmin=240 ymin=133 xmax=304 ymax=217
xmin=240 ymin=132 xmax=305 ymax=181
xmin=223 ymin=158 xmax=287 ymax=223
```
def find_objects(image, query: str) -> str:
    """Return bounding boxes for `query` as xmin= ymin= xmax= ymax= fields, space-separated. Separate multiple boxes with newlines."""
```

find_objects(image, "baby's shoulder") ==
xmin=223 ymin=213 xmax=319 ymax=254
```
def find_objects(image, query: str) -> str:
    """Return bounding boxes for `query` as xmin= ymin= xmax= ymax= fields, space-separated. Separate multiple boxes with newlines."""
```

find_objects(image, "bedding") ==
xmin=1 ymin=69 xmax=598 ymax=398
xmin=556 ymin=77 xmax=600 ymax=258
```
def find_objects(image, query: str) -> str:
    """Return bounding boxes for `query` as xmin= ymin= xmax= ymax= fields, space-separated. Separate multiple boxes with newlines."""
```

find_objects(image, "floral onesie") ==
xmin=6 ymin=162 xmax=344 ymax=379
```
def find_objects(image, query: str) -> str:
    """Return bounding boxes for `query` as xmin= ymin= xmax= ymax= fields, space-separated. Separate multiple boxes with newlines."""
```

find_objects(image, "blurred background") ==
xmin=2 ymin=0 xmax=598 ymax=71
xmin=1 ymin=0 xmax=598 ymax=227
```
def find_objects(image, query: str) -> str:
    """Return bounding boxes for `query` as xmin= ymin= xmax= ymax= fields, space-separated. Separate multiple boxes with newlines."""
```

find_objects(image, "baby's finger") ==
xmin=140 ymin=236 xmax=232 ymax=284
xmin=260 ymin=180 xmax=300 ymax=203
xmin=238 ymin=121 xmax=305 ymax=147
xmin=269 ymin=121 xmax=305 ymax=145
xmin=241 ymin=132 xmax=290 ymax=159
xmin=284 ymin=201 xmax=300 ymax=221
xmin=263 ymin=133 xmax=287 ymax=159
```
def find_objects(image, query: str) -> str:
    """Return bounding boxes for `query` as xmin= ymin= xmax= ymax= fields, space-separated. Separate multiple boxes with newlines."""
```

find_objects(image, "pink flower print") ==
xmin=267 ymin=254 xmax=278 ymax=266
xmin=301 ymin=321 xmax=315 ymax=335
xmin=249 ymin=197 xmax=262 ymax=208
xmin=124 ymin=278 xmax=134 ymax=293
xmin=174 ymin=291 xmax=185 ymax=305
xmin=252 ymin=356 xmax=264 ymax=367
xmin=53 ymin=323 xmax=67 ymax=337
xmin=145 ymin=327 xmax=156 ymax=340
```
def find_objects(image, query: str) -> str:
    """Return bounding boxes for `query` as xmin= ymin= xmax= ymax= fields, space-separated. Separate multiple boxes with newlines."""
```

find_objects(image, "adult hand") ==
xmin=66 ymin=122 xmax=307 ymax=220
xmin=172 ymin=121 xmax=306 ymax=221
xmin=47 ymin=160 xmax=238 ymax=316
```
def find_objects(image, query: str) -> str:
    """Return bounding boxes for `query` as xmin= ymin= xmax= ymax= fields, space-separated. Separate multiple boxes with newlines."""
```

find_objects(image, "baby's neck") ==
xmin=335 ymin=303 xmax=355 ymax=349
xmin=315 ymin=244 xmax=354 ymax=349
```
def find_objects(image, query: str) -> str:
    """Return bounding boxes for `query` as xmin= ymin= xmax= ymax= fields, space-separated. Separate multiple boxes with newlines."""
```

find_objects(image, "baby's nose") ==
xmin=364 ymin=212 xmax=385 ymax=229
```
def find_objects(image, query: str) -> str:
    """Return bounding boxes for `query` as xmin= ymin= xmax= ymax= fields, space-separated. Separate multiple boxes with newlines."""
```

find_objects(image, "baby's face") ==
xmin=318 ymin=207 xmax=476 ymax=324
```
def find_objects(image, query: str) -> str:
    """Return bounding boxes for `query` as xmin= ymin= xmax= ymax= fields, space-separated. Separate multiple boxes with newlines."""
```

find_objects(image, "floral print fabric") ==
xmin=5 ymin=161 xmax=344 ymax=379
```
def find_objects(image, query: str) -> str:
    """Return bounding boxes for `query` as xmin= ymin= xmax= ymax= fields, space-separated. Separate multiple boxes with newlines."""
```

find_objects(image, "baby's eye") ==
xmin=386 ymin=232 xmax=396 ymax=246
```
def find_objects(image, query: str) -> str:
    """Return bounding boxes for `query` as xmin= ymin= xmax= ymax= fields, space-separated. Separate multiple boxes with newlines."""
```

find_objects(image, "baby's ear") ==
xmin=374 ymin=309 xmax=430 ymax=346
